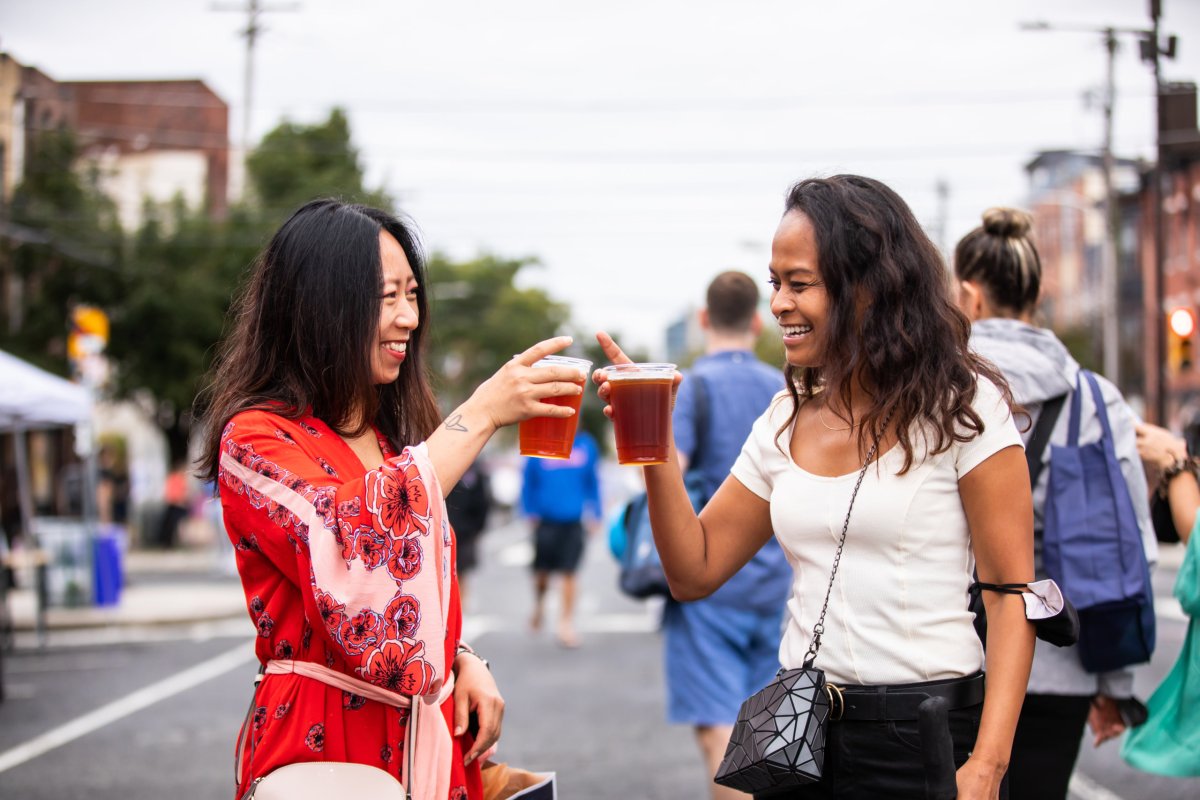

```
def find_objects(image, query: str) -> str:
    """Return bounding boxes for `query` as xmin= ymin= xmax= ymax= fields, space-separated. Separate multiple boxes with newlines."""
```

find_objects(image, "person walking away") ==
xmin=196 ymin=198 xmax=586 ymax=799
xmin=954 ymin=207 xmax=1156 ymax=800
xmin=157 ymin=461 xmax=191 ymax=549
xmin=596 ymin=174 xmax=1036 ymax=799
xmin=1121 ymin=422 xmax=1200 ymax=777
xmin=521 ymin=429 xmax=602 ymax=648
xmin=446 ymin=461 xmax=493 ymax=611
xmin=666 ymin=271 xmax=788 ymax=799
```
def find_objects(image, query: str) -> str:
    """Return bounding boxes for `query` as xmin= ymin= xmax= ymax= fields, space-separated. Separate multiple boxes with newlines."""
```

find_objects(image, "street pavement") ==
xmin=0 ymin=513 xmax=1197 ymax=799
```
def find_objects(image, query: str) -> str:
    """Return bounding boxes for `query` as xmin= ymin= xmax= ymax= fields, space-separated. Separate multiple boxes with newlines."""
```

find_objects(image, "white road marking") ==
xmin=0 ymin=640 xmax=255 ymax=775
xmin=1069 ymin=772 xmax=1127 ymax=800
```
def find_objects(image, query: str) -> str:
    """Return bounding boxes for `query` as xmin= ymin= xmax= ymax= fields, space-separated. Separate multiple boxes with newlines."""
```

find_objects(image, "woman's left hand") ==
xmin=452 ymin=652 xmax=504 ymax=765
xmin=1086 ymin=695 xmax=1127 ymax=746
xmin=955 ymin=754 xmax=1007 ymax=800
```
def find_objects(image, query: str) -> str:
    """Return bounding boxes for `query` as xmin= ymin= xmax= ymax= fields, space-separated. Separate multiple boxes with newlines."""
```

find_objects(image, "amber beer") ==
xmin=518 ymin=356 xmax=592 ymax=459
xmin=607 ymin=363 xmax=677 ymax=465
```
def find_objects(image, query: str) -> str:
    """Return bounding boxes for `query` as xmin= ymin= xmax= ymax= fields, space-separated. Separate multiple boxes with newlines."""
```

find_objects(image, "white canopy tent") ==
xmin=0 ymin=349 xmax=93 ymax=543
xmin=0 ymin=349 xmax=91 ymax=431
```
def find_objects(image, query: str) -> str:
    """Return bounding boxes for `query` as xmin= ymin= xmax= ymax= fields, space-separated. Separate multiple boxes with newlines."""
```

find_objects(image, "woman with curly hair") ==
xmin=595 ymin=175 xmax=1035 ymax=799
xmin=196 ymin=199 xmax=583 ymax=799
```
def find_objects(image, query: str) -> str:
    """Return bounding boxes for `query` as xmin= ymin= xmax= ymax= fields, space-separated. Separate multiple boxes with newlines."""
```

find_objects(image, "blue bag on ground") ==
xmin=1043 ymin=370 xmax=1155 ymax=673
xmin=618 ymin=473 xmax=709 ymax=599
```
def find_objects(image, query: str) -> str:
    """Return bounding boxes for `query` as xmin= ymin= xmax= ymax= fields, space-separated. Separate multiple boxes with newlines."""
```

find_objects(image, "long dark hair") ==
xmin=196 ymin=199 xmax=441 ymax=481
xmin=779 ymin=175 xmax=1011 ymax=473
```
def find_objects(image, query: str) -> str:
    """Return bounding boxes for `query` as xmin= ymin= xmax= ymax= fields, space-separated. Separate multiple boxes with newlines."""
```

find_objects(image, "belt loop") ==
xmin=876 ymin=685 xmax=888 ymax=720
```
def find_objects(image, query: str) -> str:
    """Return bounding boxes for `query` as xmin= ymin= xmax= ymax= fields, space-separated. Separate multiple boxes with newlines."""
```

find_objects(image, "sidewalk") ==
xmin=5 ymin=547 xmax=246 ymax=632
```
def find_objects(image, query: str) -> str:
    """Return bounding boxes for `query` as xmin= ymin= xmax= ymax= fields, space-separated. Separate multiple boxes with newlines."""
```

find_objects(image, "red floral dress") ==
xmin=219 ymin=409 xmax=481 ymax=800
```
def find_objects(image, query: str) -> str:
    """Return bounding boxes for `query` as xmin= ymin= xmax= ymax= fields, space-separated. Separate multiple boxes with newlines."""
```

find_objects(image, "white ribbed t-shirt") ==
xmin=730 ymin=377 xmax=1022 ymax=686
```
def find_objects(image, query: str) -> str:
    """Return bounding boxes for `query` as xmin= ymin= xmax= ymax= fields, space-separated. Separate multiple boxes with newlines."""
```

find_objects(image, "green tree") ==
xmin=246 ymin=107 xmax=391 ymax=214
xmin=1 ymin=128 xmax=122 ymax=373
xmin=427 ymin=253 xmax=570 ymax=409
xmin=107 ymin=199 xmax=264 ymax=458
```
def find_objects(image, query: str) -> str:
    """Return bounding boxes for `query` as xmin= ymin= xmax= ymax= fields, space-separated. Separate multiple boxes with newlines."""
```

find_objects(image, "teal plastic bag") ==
xmin=1120 ymin=520 xmax=1200 ymax=777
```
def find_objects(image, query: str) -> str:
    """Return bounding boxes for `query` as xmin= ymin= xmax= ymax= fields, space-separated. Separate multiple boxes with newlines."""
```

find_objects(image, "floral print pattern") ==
xmin=219 ymin=412 xmax=476 ymax=799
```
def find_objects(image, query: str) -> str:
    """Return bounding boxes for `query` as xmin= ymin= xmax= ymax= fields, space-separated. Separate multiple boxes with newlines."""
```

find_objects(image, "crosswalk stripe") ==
xmin=1069 ymin=772 xmax=1127 ymax=800
xmin=0 ymin=641 xmax=255 ymax=775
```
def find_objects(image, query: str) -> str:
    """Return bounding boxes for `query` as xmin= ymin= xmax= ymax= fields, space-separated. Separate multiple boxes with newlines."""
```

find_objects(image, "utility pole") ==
xmin=1021 ymin=12 xmax=1178 ymax=411
xmin=933 ymin=178 xmax=950 ymax=259
xmin=1145 ymin=0 xmax=1178 ymax=425
xmin=213 ymin=0 xmax=299 ymax=196
xmin=1100 ymin=27 xmax=1120 ymax=389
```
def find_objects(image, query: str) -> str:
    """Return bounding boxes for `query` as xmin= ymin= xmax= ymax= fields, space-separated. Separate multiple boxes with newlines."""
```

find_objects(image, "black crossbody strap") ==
xmin=1026 ymin=393 xmax=1066 ymax=489
xmin=689 ymin=372 xmax=710 ymax=471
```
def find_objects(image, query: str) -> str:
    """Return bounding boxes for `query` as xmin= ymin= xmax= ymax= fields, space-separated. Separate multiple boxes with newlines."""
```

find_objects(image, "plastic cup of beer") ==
xmin=518 ymin=355 xmax=592 ymax=459
xmin=605 ymin=362 xmax=677 ymax=466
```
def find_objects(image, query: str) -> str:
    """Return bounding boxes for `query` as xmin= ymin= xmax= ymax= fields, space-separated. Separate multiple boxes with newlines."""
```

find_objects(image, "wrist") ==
xmin=450 ymin=399 xmax=499 ymax=438
xmin=455 ymin=642 xmax=489 ymax=671
xmin=1159 ymin=454 xmax=1198 ymax=491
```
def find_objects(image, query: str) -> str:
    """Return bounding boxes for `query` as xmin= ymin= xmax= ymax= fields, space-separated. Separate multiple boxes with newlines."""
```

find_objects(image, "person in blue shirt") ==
xmin=521 ymin=430 xmax=602 ymax=648
xmin=667 ymin=271 xmax=789 ymax=799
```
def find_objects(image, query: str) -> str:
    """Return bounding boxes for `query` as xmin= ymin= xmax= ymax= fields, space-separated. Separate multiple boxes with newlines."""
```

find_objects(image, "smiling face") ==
xmin=371 ymin=230 xmax=420 ymax=385
xmin=769 ymin=210 xmax=829 ymax=368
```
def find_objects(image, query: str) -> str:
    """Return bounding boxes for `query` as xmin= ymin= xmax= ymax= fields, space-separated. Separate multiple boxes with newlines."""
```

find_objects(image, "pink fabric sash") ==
xmin=265 ymin=659 xmax=456 ymax=800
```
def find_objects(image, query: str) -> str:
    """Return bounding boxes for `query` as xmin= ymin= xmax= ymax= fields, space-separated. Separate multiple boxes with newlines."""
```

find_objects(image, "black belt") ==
xmin=833 ymin=673 xmax=985 ymax=721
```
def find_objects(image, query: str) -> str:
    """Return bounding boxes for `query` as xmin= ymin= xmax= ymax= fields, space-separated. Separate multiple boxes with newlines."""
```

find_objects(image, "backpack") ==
xmin=617 ymin=375 xmax=710 ymax=599
xmin=1043 ymin=370 xmax=1156 ymax=673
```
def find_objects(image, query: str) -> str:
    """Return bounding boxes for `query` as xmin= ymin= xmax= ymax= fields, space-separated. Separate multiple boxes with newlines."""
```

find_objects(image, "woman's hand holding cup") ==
xmin=469 ymin=336 xmax=586 ymax=431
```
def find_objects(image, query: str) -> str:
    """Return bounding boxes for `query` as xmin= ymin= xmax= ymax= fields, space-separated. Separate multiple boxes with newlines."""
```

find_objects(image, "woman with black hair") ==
xmin=595 ymin=175 xmax=1035 ymax=799
xmin=196 ymin=198 xmax=583 ymax=800
xmin=954 ymin=208 xmax=1155 ymax=800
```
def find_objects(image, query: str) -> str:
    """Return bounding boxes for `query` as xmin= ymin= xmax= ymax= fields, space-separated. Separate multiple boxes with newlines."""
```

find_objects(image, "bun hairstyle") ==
xmin=982 ymin=207 xmax=1032 ymax=239
xmin=953 ymin=206 xmax=1042 ymax=315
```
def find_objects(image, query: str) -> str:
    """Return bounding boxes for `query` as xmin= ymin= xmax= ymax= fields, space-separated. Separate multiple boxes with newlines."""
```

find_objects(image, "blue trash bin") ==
xmin=92 ymin=527 xmax=124 ymax=607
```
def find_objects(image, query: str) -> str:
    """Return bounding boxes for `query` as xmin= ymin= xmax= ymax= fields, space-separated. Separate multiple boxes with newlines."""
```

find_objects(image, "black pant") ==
xmin=1008 ymin=693 xmax=1091 ymax=800
xmin=754 ymin=702 xmax=993 ymax=799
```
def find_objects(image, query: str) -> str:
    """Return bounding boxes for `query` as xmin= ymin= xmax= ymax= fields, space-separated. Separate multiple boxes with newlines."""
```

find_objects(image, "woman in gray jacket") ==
xmin=954 ymin=208 xmax=1156 ymax=800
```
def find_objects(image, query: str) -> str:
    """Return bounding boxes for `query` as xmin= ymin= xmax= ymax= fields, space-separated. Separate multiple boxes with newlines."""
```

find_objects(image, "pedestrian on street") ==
xmin=1121 ymin=422 xmax=1200 ymax=777
xmin=520 ymin=429 xmax=602 ymax=648
xmin=954 ymin=207 xmax=1156 ymax=800
xmin=445 ymin=460 xmax=493 ymax=612
xmin=664 ymin=271 xmax=788 ymax=800
xmin=196 ymin=198 xmax=585 ymax=800
xmin=595 ymin=174 xmax=1035 ymax=799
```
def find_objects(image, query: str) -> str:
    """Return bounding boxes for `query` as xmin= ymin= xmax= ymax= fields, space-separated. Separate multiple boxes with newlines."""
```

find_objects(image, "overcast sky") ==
xmin=3 ymin=0 xmax=1198 ymax=356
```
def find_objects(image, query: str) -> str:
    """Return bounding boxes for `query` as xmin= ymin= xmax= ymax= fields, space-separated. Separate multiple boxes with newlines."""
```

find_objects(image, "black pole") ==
xmin=1151 ymin=1 xmax=1168 ymax=425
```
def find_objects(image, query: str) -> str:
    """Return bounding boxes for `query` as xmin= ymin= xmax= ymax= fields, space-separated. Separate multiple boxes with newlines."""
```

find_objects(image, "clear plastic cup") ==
xmin=605 ymin=362 xmax=677 ymax=465
xmin=518 ymin=355 xmax=592 ymax=459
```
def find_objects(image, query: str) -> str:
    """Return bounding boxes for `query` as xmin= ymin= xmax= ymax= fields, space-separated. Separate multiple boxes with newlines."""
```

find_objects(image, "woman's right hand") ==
xmin=467 ymin=336 xmax=585 ymax=430
xmin=1136 ymin=422 xmax=1188 ymax=473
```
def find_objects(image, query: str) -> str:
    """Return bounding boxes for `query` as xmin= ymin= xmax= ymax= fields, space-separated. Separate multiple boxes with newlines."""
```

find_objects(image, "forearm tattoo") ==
xmin=444 ymin=414 xmax=468 ymax=432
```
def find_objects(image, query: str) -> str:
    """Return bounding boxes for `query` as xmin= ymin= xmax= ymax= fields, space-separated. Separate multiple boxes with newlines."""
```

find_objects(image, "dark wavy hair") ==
xmin=196 ymin=199 xmax=441 ymax=481
xmin=778 ymin=175 xmax=1011 ymax=473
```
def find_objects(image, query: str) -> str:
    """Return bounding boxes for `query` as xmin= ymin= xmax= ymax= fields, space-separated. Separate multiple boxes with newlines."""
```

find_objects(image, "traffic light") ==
xmin=1168 ymin=307 xmax=1195 ymax=374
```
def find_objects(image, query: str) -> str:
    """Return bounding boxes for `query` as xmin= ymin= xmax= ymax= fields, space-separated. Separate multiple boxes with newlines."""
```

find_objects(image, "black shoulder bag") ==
xmin=714 ymin=431 xmax=882 ymax=794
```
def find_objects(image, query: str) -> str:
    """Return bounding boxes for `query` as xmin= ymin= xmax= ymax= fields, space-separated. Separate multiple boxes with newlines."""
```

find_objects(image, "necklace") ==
xmin=817 ymin=404 xmax=857 ymax=432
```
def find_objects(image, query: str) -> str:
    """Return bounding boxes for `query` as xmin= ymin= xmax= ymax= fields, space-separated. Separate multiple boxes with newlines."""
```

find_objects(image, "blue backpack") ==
xmin=616 ymin=375 xmax=711 ymax=599
xmin=1042 ymin=370 xmax=1155 ymax=673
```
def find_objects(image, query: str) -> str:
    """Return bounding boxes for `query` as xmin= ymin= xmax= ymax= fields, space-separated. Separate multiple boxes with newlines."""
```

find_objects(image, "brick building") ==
xmin=0 ymin=53 xmax=229 ymax=229
xmin=1144 ymin=82 xmax=1200 ymax=428
xmin=1023 ymin=150 xmax=1144 ymax=399
xmin=63 ymin=80 xmax=229 ymax=229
